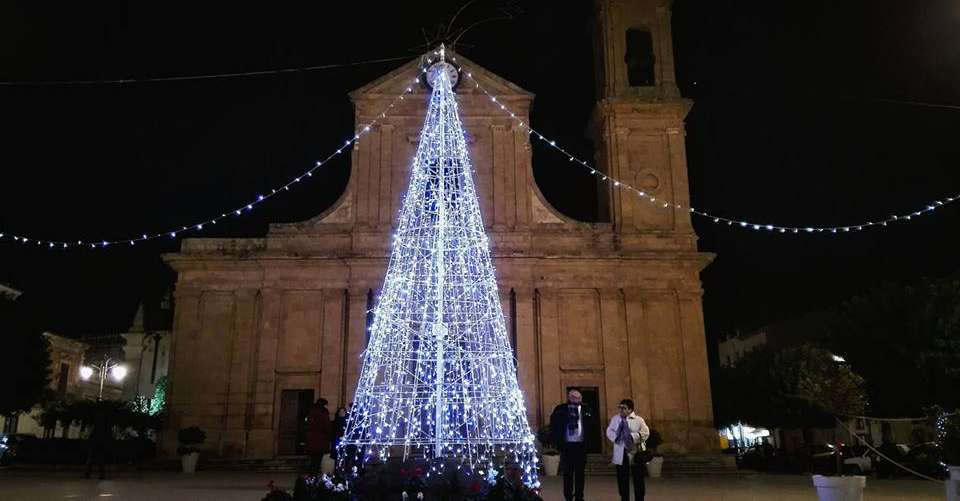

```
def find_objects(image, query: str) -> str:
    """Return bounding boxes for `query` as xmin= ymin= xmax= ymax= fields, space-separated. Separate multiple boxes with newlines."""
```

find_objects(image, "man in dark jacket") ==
xmin=550 ymin=388 xmax=595 ymax=501
xmin=84 ymin=404 xmax=110 ymax=480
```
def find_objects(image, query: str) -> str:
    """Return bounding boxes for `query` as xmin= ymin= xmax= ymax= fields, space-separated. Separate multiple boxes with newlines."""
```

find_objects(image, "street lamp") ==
xmin=80 ymin=357 xmax=127 ymax=400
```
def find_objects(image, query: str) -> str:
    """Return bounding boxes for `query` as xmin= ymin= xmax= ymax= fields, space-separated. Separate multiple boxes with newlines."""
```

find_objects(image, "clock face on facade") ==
xmin=425 ymin=61 xmax=460 ymax=89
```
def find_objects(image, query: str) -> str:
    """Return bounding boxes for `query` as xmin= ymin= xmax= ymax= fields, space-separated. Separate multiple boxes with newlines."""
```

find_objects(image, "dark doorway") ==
xmin=568 ymin=386 xmax=603 ymax=453
xmin=625 ymin=29 xmax=655 ymax=87
xmin=278 ymin=389 xmax=315 ymax=455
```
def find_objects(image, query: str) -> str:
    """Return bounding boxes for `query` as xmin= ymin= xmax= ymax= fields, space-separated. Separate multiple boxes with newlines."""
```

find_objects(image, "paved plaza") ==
xmin=0 ymin=469 xmax=945 ymax=500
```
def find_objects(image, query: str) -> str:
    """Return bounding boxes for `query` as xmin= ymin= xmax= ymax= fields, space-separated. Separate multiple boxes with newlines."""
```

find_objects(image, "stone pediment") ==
xmin=348 ymin=52 xmax=533 ymax=102
xmin=269 ymin=50 xmax=585 ymax=238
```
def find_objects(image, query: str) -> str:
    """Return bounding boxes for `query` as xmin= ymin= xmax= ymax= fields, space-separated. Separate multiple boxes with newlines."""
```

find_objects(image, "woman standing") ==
xmin=304 ymin=398 xmax=331 ymax=474
xmin=606 ymin=399 xmax=649 ymax=501
xmin=330 ymin=407 xmax=347 ymax=461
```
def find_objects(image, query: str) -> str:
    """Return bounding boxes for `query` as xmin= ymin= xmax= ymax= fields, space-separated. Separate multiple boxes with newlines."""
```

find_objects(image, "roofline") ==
xmin=348 ymin=49 xmax=534 ymax=101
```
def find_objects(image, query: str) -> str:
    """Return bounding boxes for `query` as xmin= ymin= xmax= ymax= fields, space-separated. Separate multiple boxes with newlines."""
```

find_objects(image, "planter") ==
xmin=646 ymin=456 xmax=663 ymax=478
xmin=181 ymin=452 xmax=199 ymax=473
xmin=811 ymin=474 xmax=865 ymax=501
xmin=947 ymin=466 xmax=960 ymax=501
xmin=542 ymin=454 xmax=560 ymax=476
xmin=321 ymin=453 xmax=336 ymax=475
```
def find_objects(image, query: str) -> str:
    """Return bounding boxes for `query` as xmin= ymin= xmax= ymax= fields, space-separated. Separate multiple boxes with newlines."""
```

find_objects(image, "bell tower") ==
xmin=590 ymin=0 xmax=695 ymax=248
xmin=588 ymin=0 xmax=720 ymax=456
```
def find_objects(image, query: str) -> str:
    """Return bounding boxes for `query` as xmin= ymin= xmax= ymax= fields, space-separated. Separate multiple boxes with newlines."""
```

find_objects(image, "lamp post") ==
xmin=80 ymin=357 xmax=127 ymax=400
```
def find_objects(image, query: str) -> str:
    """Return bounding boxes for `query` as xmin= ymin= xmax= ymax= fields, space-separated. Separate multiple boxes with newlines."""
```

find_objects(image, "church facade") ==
xmin=162 ymin=0 xmax=716 ymax=459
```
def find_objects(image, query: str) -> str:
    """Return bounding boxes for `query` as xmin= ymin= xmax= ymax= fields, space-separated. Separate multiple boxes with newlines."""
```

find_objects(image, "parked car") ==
xmin=739 ymin=444 xmax=768 ymax=470
xmin=902 ymin=442 xmax=948 ymax=479
xmin=874 ymin=443 xmax=910 ymax=478
xmin=805 ymin=443 xmax=874 ymax=475
xmin=840 ymin=445 xmax=873 ymax=475
xmin=808 ymin=444 xmax=838 ymax=474
xmin=0 ymin=434 xmax=39 ymax=465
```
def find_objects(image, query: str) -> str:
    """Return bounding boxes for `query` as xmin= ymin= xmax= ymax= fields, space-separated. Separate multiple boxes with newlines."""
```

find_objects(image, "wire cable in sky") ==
xmin=0 ymin=54 xmax=413 ymax=86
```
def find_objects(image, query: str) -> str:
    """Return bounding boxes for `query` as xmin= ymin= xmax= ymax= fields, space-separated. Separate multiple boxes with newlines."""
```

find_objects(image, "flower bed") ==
xmin=262 ymin=459 xmax=543 ymax=501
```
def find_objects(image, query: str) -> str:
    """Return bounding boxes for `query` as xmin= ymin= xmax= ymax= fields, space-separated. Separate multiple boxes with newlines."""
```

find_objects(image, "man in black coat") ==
xmin=550 ymin=388 xmax=595 ymax=501
xmin=84 ymin=404 xmax=110 ymax=480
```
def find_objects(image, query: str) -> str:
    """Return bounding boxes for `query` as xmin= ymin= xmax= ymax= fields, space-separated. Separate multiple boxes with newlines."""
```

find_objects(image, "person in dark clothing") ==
xmin=550 ymin=389 xmax=595 ymax=501
xmin=304 ymin=398 xmax=331 ymax=474
xmin=84 ymin=404 xmax=110 ymax=480
xmin=330 ymin=407 xmax=347 ymax=461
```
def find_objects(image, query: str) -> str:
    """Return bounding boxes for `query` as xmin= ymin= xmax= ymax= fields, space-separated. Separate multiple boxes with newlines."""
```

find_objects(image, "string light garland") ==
xmin=338 ymin=47 xmax=539 ymax=489
xmin=455 ymin=64 xmax=960 ymax=235
xmin=0 ymin=68 xmax=433 ymax=250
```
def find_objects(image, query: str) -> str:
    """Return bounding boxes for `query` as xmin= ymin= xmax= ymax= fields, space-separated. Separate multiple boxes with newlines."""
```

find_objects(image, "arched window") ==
xmin=625 ymin=29 xmax=655 ymax=87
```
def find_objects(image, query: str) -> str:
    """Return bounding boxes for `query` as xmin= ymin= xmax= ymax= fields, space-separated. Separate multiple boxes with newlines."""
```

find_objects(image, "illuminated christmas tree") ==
xmin=338 ymin=48 xmax=538 ymax=488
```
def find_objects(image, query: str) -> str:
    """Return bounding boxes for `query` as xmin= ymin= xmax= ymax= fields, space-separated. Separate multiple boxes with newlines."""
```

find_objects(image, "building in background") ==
xmin=716 ymin=310 xmax=931 ymax=451
xmin=0 ymin=321 xmax=91 ymax=437
xmin=161 ymin=0 xmax=717 ymax=460
xmin=120 ymin=299 xmax=172 ymax=408
xmin=717 ymin=310 xmax=834 ymax=368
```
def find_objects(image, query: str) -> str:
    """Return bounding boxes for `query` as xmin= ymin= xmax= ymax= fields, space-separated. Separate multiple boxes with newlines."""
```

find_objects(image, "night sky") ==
xmin=1 ymin=1 xmax=958 ymax=345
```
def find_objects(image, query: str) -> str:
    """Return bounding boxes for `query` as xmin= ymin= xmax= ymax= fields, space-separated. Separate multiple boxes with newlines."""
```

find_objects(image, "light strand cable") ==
xmin=0 ymin=55 xmax=412 ymax=86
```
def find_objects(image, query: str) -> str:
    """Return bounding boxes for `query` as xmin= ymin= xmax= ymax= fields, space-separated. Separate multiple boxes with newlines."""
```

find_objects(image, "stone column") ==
xmin=343 ymin=288 xmax=369 ymax=404
xmin=364 ymin=125 xmax=382 ymax=228
xmin=666 ymin=126 xmax=693 ymax=233
xmin=491 ymin=124 xmax=508 ymax=228
xmin=655 ymin=3 xmax=681 ymax=99
xmin=162 ymin=288 xmax=201 ymax=456
xmin=377 ymin=124 xmax=395 ymax=227
xmin=622 ymin=288 xmax=652 ymax=417
xmin=514 ymin=287 xmax=541 ymax=426
xmin=599 ymin=287 xmax=630 ymax=412
xmin=607 ymin=124 xmax=631 ymax=231
xmin=512 ymin=125 xmax=531 ymax=226
xmin=536 ymin=288 xmax=562 ymax=423
xmin=245 ymin=288 xmax=282 ymax=458
xmin=678 ymin=289 xmax=715 ymax=451
xmin=220 ymin=288 xmax=258 ymax=458
xmin=643 ymin=290 xmax=690 ymax=449
xmin=320 ymin=289 xmax=347 ymax=410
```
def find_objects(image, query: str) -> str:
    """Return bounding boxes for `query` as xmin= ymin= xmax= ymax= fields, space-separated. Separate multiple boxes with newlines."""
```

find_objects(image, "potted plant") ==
xmin=535 ymin=425 xmax=560 ymax=476
xmin=776 ymin=345 xmax=868 ymax=501
xmin=644 ymin=428 xmax=664 ymax=478
xmin=177 ymin=425 xmax=206 ymax=473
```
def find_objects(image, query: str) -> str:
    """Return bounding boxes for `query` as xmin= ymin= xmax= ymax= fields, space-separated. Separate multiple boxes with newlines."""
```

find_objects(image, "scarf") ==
xmin=616 ymin=416 xmax=634 ymax=450
xmin=566 ymin=404 xmax=581 ymax=435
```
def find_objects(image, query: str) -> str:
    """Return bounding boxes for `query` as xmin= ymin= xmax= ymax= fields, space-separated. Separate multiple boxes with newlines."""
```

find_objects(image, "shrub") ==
xmin=177 ymin=426 xmax=206 ymax=455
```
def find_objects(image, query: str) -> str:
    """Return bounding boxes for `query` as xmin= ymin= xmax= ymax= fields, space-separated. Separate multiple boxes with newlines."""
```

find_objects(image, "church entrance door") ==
xmin=278 ymin=389 xmax=314 ymax=455
xmin=568 ymin=386 xmax=602 ymax=453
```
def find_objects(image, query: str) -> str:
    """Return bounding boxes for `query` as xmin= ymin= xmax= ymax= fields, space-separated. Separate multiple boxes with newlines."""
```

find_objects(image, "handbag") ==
xmin=635 ymin=445 xmax=655 ymax=464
